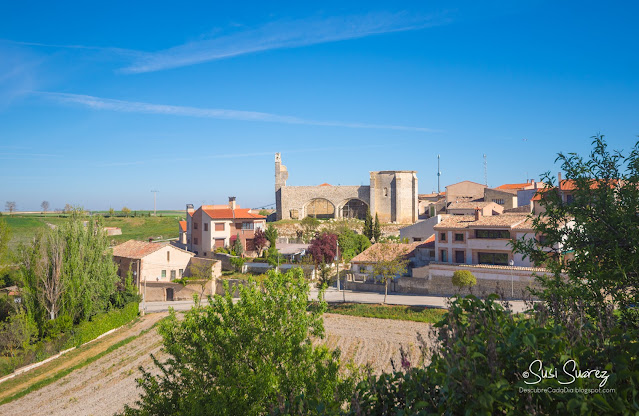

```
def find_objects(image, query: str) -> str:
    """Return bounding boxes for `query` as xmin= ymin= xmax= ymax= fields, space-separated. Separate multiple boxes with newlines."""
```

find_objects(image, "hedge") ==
xmin=66 ymin=302 xmax=139 ymax=348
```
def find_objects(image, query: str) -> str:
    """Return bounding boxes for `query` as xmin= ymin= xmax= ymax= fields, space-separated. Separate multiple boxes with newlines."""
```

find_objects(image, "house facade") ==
xmin=184 ymin=197 xmax=266 ymax=256
xmin=112 ymin=240 xmax=221 ymax=301
xmin=433 ymin=213 xmax=535 ymax=267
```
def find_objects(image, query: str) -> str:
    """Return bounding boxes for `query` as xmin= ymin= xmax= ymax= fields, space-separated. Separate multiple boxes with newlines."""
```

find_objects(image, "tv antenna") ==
xmin=437 ymin=154 xmax=441 ymax=194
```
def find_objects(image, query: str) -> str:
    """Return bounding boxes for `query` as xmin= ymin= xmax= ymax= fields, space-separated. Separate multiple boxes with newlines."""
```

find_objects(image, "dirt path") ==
xmin=0 ymin=313 xmax=433 ymax=416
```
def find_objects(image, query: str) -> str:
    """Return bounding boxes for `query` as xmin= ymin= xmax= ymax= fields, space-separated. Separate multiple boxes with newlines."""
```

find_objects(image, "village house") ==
xmin=112 ymin=239 xmax=221 ymax=301
xmin=184 ymin=197 xmax=267 ymax=257
xmin=446 ymin=200 xmax=504 ymax=216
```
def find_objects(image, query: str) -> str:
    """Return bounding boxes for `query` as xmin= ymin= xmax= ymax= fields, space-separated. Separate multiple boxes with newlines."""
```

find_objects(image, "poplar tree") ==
xmin=373 ymin=213 xmax=382 ymax=243
xmin=363 ymin=209 xmax=373 ymax=241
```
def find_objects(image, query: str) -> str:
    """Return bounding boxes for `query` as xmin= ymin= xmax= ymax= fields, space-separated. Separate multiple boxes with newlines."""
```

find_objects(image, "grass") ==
xmin=325 ymin=302 xmax=447 ymax=324
xmin=3 ymin=214 xmax=179 ymax=253
xmin=0 ymin=317 xmax=165 ymax=406
xmin=220 ymin=270 xmax=270 ymax=282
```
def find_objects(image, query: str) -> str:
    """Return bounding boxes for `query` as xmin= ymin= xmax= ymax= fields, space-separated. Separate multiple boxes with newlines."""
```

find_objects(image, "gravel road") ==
xmin=0 ymin=313 xmax=433 ymax=415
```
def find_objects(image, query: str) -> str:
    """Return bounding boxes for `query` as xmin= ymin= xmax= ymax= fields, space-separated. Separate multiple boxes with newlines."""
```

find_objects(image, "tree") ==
xmin=373 ymin=213 xmax=382 ymax=243
xmin=122 ymin=269 xmax=348 ymax=416
xmin=363 ymin=209 xmax=373 ymax=241
xmin=20 ymin=217 xmax=119 ymax=332
xmin=176 ymin=260 xmax=213 ymax=307
xmin=108 ymin=207 xmax=115 ymax=217
xmin=63 ymin=204 xmax=73 ymax=214
xmin=233 ymin=233 xmax=244 ymax=257
xmin=367 ymin=244 xmax=409 ymax=304
xmin=5 ymin=201 xmax=16 ymax=215
xmin=121 ymin=207 xmax=131 ymax=217
xmin=0 ymin=218 xmax=10 ymax=267
xmin=41 ymin=201 xmax=49 ymax=214
xmin=230 ymin=256 xmax=247 ymax=273
xmin=266 ymin=247 xmax=284 ymax=269
xmin=451 ymin=270 xmax=477 ymax=292
xmin=337 ymin=229 xmax=371 ymax=263
xmin=253 ymin=228 xmax=267 ymax=257
xmin=265 ymin=224 xmax=278 ymax=248
xmin=308 ymin=233 xmax=338 ymax=267
xmin=512 ymin=136 xmax=639 ymax=323
xmin=301 ymin=216 xmax=320 ymax=241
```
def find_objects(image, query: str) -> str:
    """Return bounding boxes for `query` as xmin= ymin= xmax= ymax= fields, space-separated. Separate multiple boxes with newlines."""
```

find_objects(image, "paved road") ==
xmin=143 ymin=287 xmax=532 ymax=314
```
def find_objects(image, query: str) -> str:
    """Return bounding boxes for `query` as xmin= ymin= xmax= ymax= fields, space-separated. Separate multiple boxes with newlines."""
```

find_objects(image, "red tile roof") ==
xmin=201 ymin=207 xmax=266 ymax=220
xmin=496 ymin=182 xmax=530 ymax=190
xmin=319 ymin=183 xmax=331 ymax=186
xmin=112 ymin=240 xmax=169 ymax=259
xmin=179 ymin=221 xmax=187 ymax=232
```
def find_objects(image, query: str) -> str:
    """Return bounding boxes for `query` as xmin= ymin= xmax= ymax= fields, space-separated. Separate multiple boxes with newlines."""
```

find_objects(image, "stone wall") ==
xmin=280 ymin=185 xmax=370 ymax=220
xmin=143 ymin=280 xmax=214 ymax=302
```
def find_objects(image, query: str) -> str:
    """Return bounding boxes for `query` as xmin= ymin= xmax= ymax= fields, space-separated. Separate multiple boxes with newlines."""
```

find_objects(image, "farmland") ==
xmin=2 ymin=214 xmax=182 ymax=253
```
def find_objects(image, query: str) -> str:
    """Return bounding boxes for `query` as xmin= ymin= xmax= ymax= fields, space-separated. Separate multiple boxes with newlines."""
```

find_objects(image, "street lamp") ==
xmin=509 ymin=259 xmax=515 ymax=298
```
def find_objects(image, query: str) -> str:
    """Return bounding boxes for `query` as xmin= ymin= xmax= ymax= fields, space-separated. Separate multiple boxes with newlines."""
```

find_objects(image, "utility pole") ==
xmin=151 ymin=190 xmax=159 ymax=216
xmin=437 ymin=154 xmax=441 ymax=194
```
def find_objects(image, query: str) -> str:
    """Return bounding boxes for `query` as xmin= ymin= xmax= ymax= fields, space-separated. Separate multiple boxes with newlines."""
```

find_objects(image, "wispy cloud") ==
xmin=122 ymin=11 xmax=449 ymax=73
xmin=37 ymin=91 xmax=440 ymax=132
xmin=94 ymin=146 xmax=385 ymax=168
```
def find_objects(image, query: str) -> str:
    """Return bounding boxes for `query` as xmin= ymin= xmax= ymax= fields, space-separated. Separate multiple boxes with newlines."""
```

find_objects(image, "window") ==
xmin=194 ymin=237 xmax=199 ymax=245
xmin=440 ymin=232 xmax=447 ymax=242
xmin=440 ymin=250 xmax=448 ymax=262
xmin=241 ymin=222 xmax=254 ymax=230
xmin=492 ymin=198 xmax=505 ymax=205
xmin=193 ymin=222 xmax=198 ymax=229
xmin=475 ymin=229 xmax=511 ymax=239
xmin=215 ymin=223 xmax=225 ymax=231
xmin=566 ymin=194 xmax=574 ymax=204
xmin=454 ymin=233 xmax=464 ymax=242
xmin=204 ymin=223 xmax=208 ymax=231
xmin=413 ymin=237 xmax=421 ymax=242
xmin=455 ymin=250 xmax=465 ymax=263
xmin=478 ymin=252 xmax=509 ymax=266
xmin=215 ymin=239 xmax=225 ymax=248
xmin=167 ymin=251 xmax=170 ymax=261
xmin=384 ymin=187 xmax=388 ymax=197
xmin=161 ymin=270 xmax=166 ymax=278
xmin=179 ymin=269 xmax=183 ymax=278
xmin=170 ymin=270 xmax=176 ymax=280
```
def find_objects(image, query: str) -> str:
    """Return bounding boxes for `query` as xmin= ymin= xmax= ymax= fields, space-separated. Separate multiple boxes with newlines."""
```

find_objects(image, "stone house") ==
xmin=445 ymin=180 xmax=486 ymax=206
xmin=112 ymin=240 xmax=221 ymax=301
xmin=350 ymin=241 xmax=427 ymax=279
xmin=418 ymin=192 xmax=446 ymax=218
xmin=184 ymin=197 xmax=266 ymax=257
xmin=446 ymin=201 xmax=504 ymax=216
xmin=432 ymin=213 xmax=535 ymax=266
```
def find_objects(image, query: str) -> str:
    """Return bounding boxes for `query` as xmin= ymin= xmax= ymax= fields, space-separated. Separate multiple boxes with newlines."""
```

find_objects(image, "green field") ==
xmin=2 ymin=214 xmax=181 ymax=254
xmin=325 ymin=303 xmax=447 ymax=323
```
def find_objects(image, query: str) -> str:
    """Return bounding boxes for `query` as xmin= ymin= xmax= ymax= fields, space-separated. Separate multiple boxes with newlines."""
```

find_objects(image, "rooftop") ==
xmin=434 ymin=213 xmax=534 ymax=230
xmin=448 ymin=200 xmax=496 ymax=210
xmin=112 ymin=240 xmax=170 ymax=259
xmin=201 ymin=207 xmax=266 ymax=220
xmin=351 ymin=241 xmax=422 ymax=263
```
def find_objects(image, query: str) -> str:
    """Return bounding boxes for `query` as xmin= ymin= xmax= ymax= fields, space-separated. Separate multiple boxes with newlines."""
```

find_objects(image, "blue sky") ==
xmin=1 ymin=1 xmax=637 ymax=211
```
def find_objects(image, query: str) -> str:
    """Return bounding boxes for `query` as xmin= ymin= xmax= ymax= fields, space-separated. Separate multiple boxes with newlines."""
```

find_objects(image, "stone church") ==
xmin=275 ymin=153 xmax=418 ymax=223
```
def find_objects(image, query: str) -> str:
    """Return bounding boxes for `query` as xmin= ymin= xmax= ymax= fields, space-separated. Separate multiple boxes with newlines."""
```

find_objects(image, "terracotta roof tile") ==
xmin=112 ymin=240 xmax=169 ymax=259
xmin=179 ymin=221 xmax=187 ymax=232
xmin=448 ymin=201 xmax=496 ymax=210
xmin=201 ymin=207 xmax=266 ymax=220
xmin=434 ymin=213 xmax=532 ymax=229
xmin=319 ymin=183 xmax=331 ymax=186
xmin=496 ymin=182 xmax=531 ymax=190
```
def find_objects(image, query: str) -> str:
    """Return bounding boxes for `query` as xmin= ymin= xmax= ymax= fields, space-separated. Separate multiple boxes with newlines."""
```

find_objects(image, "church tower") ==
xmin=275 ymin=153 xmax=288 ymax=220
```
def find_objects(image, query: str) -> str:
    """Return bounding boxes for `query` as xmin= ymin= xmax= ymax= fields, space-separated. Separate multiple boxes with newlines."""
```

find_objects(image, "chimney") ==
xmin=229 ymin=197 xmax=236 ymax=210
xmin=474 ymin=207 xmax=481 ymax=221
xmin=186 ymin=203 xmax=194 ymax=215
xmin=558 ymin=172 xmax=562 ymax=185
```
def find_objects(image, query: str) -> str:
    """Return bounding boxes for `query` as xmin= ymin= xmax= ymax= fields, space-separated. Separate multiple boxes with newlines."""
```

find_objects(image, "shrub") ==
xmin=65 ymin=302 xmax=138 ymax=347
xmin=452 ymin=269 xmax=476 ymax=289
xmin=230 ymin=256 xmax=247 ymax=273
xmin=122 ymin=269 xmax=352 ymax=415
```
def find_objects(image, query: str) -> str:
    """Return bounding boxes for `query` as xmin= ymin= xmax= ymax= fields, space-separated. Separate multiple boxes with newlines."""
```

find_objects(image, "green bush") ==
xmin=230 ymin=256 xmax=247 ymax=273
xmin=451 ymin=269 xmax=476 ymax=289
xmin=66 ymin=302 xmax=138 ymax=347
